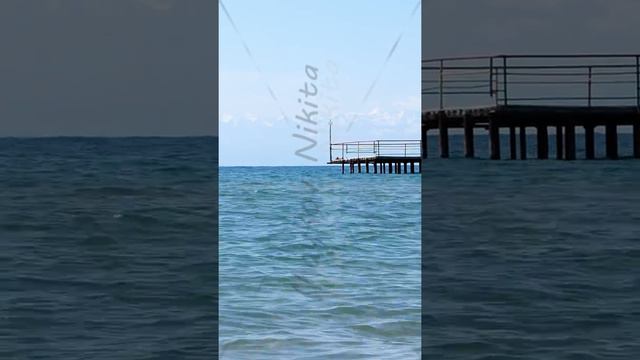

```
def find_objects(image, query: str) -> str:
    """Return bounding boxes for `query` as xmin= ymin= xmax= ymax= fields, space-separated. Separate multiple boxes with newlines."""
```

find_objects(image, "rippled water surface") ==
xmin=423 ymin=134 xmax=640 ymax=359
xmin=220 ymin=167 xmax=421 ymax=359
xmin=0 ymin=137 xmax=217 ymax=359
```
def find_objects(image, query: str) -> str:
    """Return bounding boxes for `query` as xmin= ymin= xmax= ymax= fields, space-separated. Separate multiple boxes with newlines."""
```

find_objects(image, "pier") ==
xmin=328 ymin=140 xmax=422 ymax=174
xmin=422 ymin=54 xmax=640 ymax=160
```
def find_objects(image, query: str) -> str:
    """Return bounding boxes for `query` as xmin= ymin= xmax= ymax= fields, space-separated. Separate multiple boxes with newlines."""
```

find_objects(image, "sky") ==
xmin=0 ymin=0 xmax=217 ymax=137
xmin=423 ymin=0 xmax=640 ymax=59
xmin=2 ymin=1 xmax=636 ymax=144
xmin=220 ymin=0 xmax=421 ymax=166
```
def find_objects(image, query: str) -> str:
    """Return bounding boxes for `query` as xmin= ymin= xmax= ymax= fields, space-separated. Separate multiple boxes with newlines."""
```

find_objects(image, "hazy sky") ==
xmin=424 ymin=0 xmax=640 ymax=58
xmin=0 ymin=0 xmax=217 ymax=136
xmin=220 ymin=0 xmax=421 ymax=166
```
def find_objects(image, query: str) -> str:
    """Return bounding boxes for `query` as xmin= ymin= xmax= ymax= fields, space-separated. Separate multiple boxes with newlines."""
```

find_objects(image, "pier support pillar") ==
xmin=463 ymin=115 xmax=475 ymax=158
xmin=556 ymin=125 xmax=564 ymax=160
xmin=397 ymin=162 xmax=401 ymax=174
xmin=365 ymin=162 xmax=369 ymax=173
xmin=418 ymin=161 xmax=422 ymax=173
xmin=373 ymin=162 xmax=377 ymax=174
xmin=341 ymin=162 xmax=345 ymax=174
xmin=388 ymin=162 xmax=392 ymax=174
xmin=410 ymin=162 xmax=415 ymax=174
xmin=421 ymin=123 xmax=428 ymax=159
xmin=634 ymin=120 xmax=640 ymax=159
xmin=585 ymin=124 xmax=595 ymax=160
xmin=606 ymin=123 xmax=618 ymax=159
xmin=358 ymin=162 xmax=362 ymax=173
xmin=519 ymin=126 xmax=527 ymax=160
xmin=537 ymin=125 xmax=548 ymax=160
xmin=509 ymin=126 xmax=517 ymax=160
xmin=489 ymin=117 xmax=500 ymax=160
xmin=565 ymin=124 xmax=576 ymax=160
xmin=404 ymin=162 xmax=408 ymax=174
xmin=438 ymin=113 xmax=449 ymax=158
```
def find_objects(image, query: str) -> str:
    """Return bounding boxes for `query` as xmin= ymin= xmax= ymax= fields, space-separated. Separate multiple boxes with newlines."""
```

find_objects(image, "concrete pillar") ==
xmin=537 ymin=125 xmax=548 ymax=159
xmin=489 ymin=117 xmax=500 ymax=160
xmin=509 ymin=126 xmax=517 ymax=160
xmin=585 ymin=124 xmax=595 ymax=160
xmin=565 ymin=124 xmax=576 ymax=160
xmin=464 ymin=115 xmax=474 ymax=158
xmin=519 ymin=126 xmax=527 ymax=160
xmin=556 ymin=125 xmax=564 ymax=160
xmin=438 ymin=113 xmax=449 ymax=158
xmin=606 ymin=123 xmax=618 ymax=159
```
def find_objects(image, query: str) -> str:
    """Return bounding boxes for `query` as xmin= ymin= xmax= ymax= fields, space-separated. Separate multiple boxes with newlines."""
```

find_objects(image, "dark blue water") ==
xmin=0 ymin=137 xmax=217 ymax=359
xmin=220 ymin=167 xmax=421 ymax=359
xmin=5 ymin=135 xmax=638 ymax=359
xmin=424 ymin=134 xmax=640 ymax=359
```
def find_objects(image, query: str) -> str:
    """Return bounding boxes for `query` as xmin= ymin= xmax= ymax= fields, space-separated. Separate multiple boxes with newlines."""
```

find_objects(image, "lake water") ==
xmin=0 ymin=137 xmax=217 ymax=359
xmin=219 ymin=166 xmax=421 ymax=359
xmin=3 ymin=135 xmax=638 ymax=359
xmin=423 ymin=134 xmax=640 ymax=359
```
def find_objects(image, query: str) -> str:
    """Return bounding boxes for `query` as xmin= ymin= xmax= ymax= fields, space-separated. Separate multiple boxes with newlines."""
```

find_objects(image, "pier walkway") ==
xmin=422 ymin=54 xmax=640 ymax=160
xmin=328 ymin=140 xmax=422 ymax=174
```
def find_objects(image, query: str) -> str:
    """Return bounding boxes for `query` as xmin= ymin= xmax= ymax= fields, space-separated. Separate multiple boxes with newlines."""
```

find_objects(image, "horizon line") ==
xmin=0 ymin=135 xmax=219 ymax=139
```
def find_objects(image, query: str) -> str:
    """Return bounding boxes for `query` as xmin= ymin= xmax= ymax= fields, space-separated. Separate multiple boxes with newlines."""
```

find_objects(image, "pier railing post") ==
xmin=502 ymin=56 xmax=508 ymax=106
xmin=439 ymin=59 xmax=444 ymax=110
xmin=489 ymin=57 xmax=494 ymax=98
xmin=494 ymin=57 xmax=501 ymax=107
xmin=588 ymin=66 xmax=593 ymax=108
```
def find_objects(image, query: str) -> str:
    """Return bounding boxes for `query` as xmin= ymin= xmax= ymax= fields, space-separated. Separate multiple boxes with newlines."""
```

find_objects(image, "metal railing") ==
xmin=330 ymin=140 xmax=422 ymax=161
xmin=422 ymin=54 xmax=640 ymax=110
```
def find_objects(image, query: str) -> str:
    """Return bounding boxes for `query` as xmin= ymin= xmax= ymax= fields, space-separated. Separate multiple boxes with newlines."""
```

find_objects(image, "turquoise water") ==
xmin=219 ymin=167 xmax=421 ymax=359
xmin=423 ymin=134 xmax=640 ymax=358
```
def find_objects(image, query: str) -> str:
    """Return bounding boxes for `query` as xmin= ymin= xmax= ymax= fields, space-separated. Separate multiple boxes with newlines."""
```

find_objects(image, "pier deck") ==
xmin=422 ymin=54 xmax=640 ymax=160
xmin=328 ymin=140 xmax=422 ymax=174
